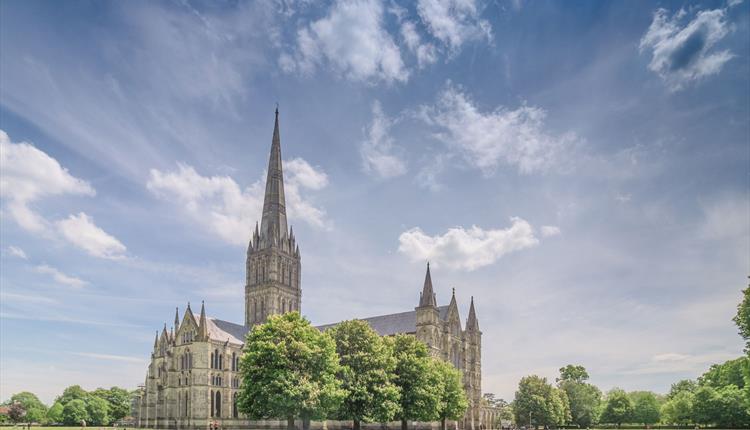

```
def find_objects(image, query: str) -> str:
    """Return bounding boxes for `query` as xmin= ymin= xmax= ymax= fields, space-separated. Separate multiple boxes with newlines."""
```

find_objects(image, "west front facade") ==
xmin=133 ymin=110 xmax=487 ymax=430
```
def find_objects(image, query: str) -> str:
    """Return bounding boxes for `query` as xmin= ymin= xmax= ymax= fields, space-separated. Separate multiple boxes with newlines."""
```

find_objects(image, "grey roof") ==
xmin=316 ymin=305 xmax=449 ymax=337
xmin=209 ymin=318 xmax=249 ymax=345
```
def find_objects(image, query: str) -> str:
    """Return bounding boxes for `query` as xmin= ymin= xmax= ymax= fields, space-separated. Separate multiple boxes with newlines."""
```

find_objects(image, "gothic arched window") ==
xmin=233 ymin=392 xmax=238 ymax=418
xmin=210 ymin=390 xmax=215 ymax=417
xmin=215 ymin=391 xmax=222 ymax=417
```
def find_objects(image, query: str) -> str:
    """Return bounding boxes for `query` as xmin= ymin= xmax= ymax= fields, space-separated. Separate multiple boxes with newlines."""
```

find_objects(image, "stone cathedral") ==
xmin=133 ymin=110 xmax=489 ymax=430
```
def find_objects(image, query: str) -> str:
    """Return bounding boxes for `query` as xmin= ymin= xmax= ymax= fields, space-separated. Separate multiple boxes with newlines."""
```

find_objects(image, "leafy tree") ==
xmin=9 ymin=392 xmax=47 ymax=423
xmin=628 ymin=391 xmax=660 ymax=425
xmin=391 ymin=334 xmax=441 ymax=430
xmin=46 ymin=402 xmax=64 ymax=424
xmin=62 ymin=399 xmax=89 ymax=425
xmin=599 ymin=388 xmax=633 ymax=426
xmin=698 ymin=357 xmax=747 ymax=389
xmin=692 ymin=386 xmax=719 ymax=425
xmin=660 ymin=391 xmax=693 ymax=425
xmin=513 ymin=375 xmax=568 ymax=426
xmin=57 ymin=385 xmax=88 ymax=405
xmin=715 ymin=384 xmax=750 ymax=427
xmin=7 ymin=403 xmax=26 ymax=423
xmin=557 ymin=365 xmax=590 ymax=384
xmin=557 ymin=365 xmax=601 ymax=427
xmin=237 ymin=312 xmax=343 ymax=430
xmin=667 ymin=379 xmax=696 ymax=400
xmin=734 ymin=284 xmax=750 ymax=353
xmin=328 ymin=320 xmax=400 ymax=429
xmin=86 ymin=396 xmax=110 ymax=426
xmin=91 ymin=387 xmax=132 ymax=421
xmin=433 ymin=359 xmax=468 ymax=430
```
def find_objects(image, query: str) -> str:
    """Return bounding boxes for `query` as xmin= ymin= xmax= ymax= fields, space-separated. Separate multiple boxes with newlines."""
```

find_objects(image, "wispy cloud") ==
xmin=147 ymin=159 xmax=330 ymax=245
xmin=0 ymin=130 xmax=95 ymax=233
xmin=640 ymin=7 xmax=734 ymax=91
xmin=416 ymin=0 xmax=492 ymax=52
xmin=419 ymin=84 xmax=579 ymax=176
xmin=6 ymin=246 xmax=28 ymax=260
xmin=360 ymin=101 xmax=407 ymax=179
xmin=398 ymin=217 xmax=541 ymax=271
xmin=56 ymin=213 xmax=127 ymax=260
xmin=34 ymin=264 xmax=88 ymax=288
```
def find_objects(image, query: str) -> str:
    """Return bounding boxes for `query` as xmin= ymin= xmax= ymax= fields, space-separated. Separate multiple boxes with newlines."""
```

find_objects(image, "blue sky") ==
xmin=1 ymin=0 xmax=748 ymax=404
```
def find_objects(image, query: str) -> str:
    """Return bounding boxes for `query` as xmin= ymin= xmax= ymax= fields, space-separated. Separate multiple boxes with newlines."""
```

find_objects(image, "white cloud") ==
xmin=147 ymin=160 xmax=329 ymax=246
xmin=360 ymin=101 xmax=408 ymax=179
xmin=639 ymin=7 xmax=734 ymax=91
xmin=285 ymin=157 xmax=329 ymax=190
xmin=541 ymin=225 xmax=561 ymax=237
xmin=400 ymin=21 xmax=438 ymax=68
xmin=0 ymin=130 xmax=95 ymax=233
xmin=56 ymin=213 xmax=127 ymax=260
xmin=6 ymin=246 xmax=28 ymax=259
xmin=281 ymin=0 xmax=408 ymax=83
xmin=35 ymin=264 xmax=88 ymax=288
xmin=416 ymin=0 xmax=492 ymax=52
xmin=398 ymin=217 xmax=540 ymax=271
xmin=420 ymin=85 xmax=579 ymax=175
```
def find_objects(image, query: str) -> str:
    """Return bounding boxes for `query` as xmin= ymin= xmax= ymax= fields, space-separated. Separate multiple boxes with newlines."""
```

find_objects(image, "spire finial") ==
xmin=419 ymin=262 xmax=437 ymax=308
xmin=275 ymin=103 xmax=279 ymax=115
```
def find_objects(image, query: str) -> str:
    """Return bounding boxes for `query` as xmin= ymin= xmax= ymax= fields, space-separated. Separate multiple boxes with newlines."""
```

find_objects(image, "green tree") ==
xmin=85 ymin=396 xmax=110 ymax=426
xmin=46 ymin=402 xmax=64 ymax=424
xmin=237 ymin=312 xmax=343 ymax=430
xmin=599 ymin=388 xmax=633 ymax=426
xmin=557 ymin=365 xmax=590 ymax=384
xmin=9 ymin=392 xmax=47 ymax=423
xmin=513 ymin=375 xmax=567 ymax=426
xmin=57 ymin=385 xmax=88 ymax=405
xmin=628 ymin=391 xmax=660 ymax=425
xmin=433 ymin=359 xmax=468 ymax=430
xmin=391 ymin=334 xmax=441 ymax=430
xmin=62 ymin=399 xmax=89 ymax=425
xmin=557 ymin=365 xmax=601 ymax=427
xmin=715 ymin=384 xmax=750 ymax=427
xmin=698 ymin=357 xmax=747 ymax=389
xmin=328 ymin=320 xmax=399 ymax=430
xmin=692 ymin=386 xmax=719 ymax=425
xmin=667 ymin=379 xmax=696 ymax=400
xmin=91 ymin=387 xmax=132 ymax=421
xmin=734 ymin=284 xmax=750 ymax=353
xmin=660 ymin=391 xmax=693 ymax=425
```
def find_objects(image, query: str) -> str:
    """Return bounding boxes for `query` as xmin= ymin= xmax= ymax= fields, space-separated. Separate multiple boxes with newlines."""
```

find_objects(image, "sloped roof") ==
xmin=206 ymin=305 xmax=450 ymax=345
xmin=316 ymin=305 xmax=449 ymax=336
xmin=207 ymin=318 xmax=248 ymax=345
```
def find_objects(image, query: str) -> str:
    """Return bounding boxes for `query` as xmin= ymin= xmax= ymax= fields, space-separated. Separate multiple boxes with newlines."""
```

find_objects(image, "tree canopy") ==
xmin=629 ymin=391 xmax=660 ymax=425
xmin=433 ymin=359 xmax=468 ymax=430
xmin=237 ymin=312 xmax=344 ymax=429
xmin=391 ymin=334 xmax=441 ymax=430
xmin=62 ymin=399 xmax=89 ymax=425
xmin=734 ymin=284 xmax=750 ymax=353
xmin=557 ymin=365 xmax=590 ymax=384
xmin=599 ymin=388 xmax=634 ymax=426
xmin=9 ymin=392 xmax=46 ymax=423
xmin=557 ymin=365 xmax=600 ymax=428
xmin=328 ymin=320 xmax=400 ymax=429
xmin=513 ymin=375 xmax=569 ymax=426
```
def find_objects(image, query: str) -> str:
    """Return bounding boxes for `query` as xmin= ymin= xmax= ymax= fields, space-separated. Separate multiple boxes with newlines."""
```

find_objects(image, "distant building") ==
xmin=133 ymin=110 xmax=486 ymax=429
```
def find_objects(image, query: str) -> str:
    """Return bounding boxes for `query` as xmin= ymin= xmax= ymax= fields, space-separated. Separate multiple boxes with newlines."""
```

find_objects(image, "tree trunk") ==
xmin=441 ymin=418 xmax=446 ymax=430
xmin=401 ymin=419 xmax=407 ymax=430
xmin=354 ymin=419 xmax=361 ymax=430
xmin=302 ymin=417 xmax=311 ymax=430
xmin=287 ymin=416 xmax=295 ymax=430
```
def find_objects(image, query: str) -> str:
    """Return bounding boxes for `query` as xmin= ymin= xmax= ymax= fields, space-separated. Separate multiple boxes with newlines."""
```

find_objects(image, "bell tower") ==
xmin=245 ymin=108 xmax=302 ymax=327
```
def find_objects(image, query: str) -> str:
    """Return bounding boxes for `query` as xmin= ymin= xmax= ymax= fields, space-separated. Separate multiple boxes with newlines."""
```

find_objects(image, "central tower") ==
xmin=245 ymin=108 xmax=301 ymax=326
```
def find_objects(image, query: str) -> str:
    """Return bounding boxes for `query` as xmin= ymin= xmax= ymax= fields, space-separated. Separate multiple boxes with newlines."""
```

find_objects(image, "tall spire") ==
xmin=419 ymin=262 xmax=437 ymax=307
xmin=260 ymin=107 xmax=288 ymax=243
xmin=467 ymin=296 xmax=479 ymax=330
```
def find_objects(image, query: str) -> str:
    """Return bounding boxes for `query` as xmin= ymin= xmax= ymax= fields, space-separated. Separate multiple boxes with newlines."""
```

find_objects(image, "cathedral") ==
xmin=133 ymin=110 xmax=491 ymax=430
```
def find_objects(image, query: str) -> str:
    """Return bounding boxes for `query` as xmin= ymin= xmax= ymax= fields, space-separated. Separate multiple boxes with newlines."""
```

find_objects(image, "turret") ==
xmin=466 ymin=296 xmax=480 ymax=332
xmin=198 ymin=301 xmax=208 ymax=340
xmin=415 ymin=263 xmax=441 ymax=356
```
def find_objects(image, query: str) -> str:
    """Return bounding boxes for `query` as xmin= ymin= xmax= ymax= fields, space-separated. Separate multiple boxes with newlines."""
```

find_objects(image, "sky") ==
xmin=0 ymin=0 xmax=748 ymax=405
